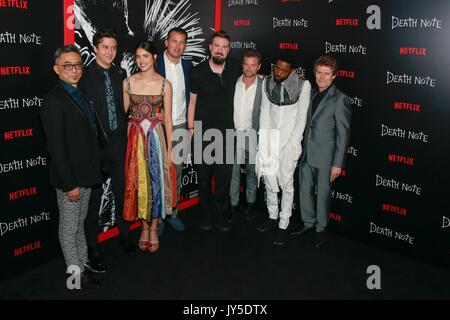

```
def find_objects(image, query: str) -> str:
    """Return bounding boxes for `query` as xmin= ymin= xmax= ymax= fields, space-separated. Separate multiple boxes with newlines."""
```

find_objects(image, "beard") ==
xmin=274 ymin=75 xmax=286 ymax=83
xmin=212 ymin=55 xmax=225 ymax=65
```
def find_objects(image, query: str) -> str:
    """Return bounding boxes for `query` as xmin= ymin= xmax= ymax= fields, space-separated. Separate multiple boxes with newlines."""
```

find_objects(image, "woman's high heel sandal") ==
xmin=138 ymin=228 xmax=150 ymax=252
xmin=147 ymin=229 xmax=160 ymax=253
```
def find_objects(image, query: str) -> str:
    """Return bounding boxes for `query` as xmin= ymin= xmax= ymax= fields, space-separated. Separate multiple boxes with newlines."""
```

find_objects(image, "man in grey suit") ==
xmin=293 ymin=55 xmax=351 ymax=248
xmin=229 ymin=49 xmax=263 ymax=221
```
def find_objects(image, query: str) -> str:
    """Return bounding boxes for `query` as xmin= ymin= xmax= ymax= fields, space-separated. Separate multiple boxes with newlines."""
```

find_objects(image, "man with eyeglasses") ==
xmin=255 ymin=55 xmax=311 ymax=246
xmin=79 ymin=28 xmax=135 ymax=273
xmin=40 ymin=45 xmax=106 ymax=289
xmin=187 ymin=30 xmax=241 ymax=232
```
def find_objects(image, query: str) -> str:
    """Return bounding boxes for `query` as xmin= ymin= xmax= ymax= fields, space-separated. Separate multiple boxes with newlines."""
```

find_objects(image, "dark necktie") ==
xmin=271 ymin=82 xmax=282 ymax=104
xmin=104 ymin=70 xmax=117 ymax=131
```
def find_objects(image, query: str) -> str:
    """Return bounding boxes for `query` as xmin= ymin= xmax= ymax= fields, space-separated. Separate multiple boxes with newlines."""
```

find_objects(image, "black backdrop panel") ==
xmin=0 ymin=0 xmax=63 ymax=279
xmin=222 ymin=0 xmax=450 ymax=268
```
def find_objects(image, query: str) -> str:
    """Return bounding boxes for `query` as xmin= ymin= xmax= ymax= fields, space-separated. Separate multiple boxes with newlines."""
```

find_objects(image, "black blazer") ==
xmin=40 ymin=83 xmax=105 ymax=192
xmin=79 ymin=62 xmax=128 ymax=135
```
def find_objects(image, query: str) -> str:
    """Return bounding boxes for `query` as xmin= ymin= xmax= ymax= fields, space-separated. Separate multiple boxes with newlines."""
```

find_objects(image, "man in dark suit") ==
xmin=40 ymin=45 xmax=106 ymax=288
xmin=156 ymin=27 xmax=192 ymax=235
xmin=229 ymin=49 xmax=263 ymax=221
xmin=79 ymin=28 xmax=135 ymax=272
xmin=293 ymin=55 xmax=352 ymax=248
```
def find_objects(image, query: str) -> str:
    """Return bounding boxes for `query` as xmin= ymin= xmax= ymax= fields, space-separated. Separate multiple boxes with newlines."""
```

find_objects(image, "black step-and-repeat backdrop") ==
xmin=0 ymin=0 xmax=63 ymax=279
xmin=1 ymin=0 xmax=449 ymax=280
xmin=222 ymin=0 xmax=450 ymax=268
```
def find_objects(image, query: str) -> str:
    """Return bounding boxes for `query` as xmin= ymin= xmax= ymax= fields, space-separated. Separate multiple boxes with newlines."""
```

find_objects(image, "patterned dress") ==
xmin=123 ymin=78 xmax=172 ymax=222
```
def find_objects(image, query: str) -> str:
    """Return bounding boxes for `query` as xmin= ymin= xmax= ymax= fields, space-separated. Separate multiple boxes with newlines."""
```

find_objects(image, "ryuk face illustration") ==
xmin=75 ymin=0 xmax=208 ymax=75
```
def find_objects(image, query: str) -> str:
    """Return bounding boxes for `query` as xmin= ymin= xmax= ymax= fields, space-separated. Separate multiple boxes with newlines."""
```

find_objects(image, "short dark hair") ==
xmin=53 ymin=45 xmax=80 ymax=64
xmin=93 ymin=28 xmax=118 ymax=48
xmin=314 ymin=54 xmax=338 ymax=75
xmin=242 ymin=49 xmax=262 ymax=64
xmin=209 ymin=30 xmax=231 ymax=45
xmin=167 ymin=27 xmax=188 ymax=41
xmin=135 ymin=40 xmax=157 ymax=55
xmin=276 ymin=54 xmax=295 ymax=69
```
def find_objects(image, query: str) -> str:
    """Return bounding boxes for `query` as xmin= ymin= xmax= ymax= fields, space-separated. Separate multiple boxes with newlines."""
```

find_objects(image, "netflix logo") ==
xmin=336 ymin=18 xmax=359 ymax=26
xmin=14 ymin=241 xmax=41 ymax=257
xmin=336 ymin=70 xmax=356 ymax=78
xmin=4 ymin=128 xmax=33 ymax=141
xmin=393 ymin=101 xmax=421 ymax=112
xmin=387 ymin=153 xmax=414 ymax=166
xmin=329 ymin=212 xmax=342 ymax=222
xmin=279 ymin=42 xmax=299 ymax=50
xmin=381 ymin=203 xmax=407 ymax=216
xmin=9 ymin=186 xmax=38 ymax=201
xmin=399 ymin=47 xmax=427 ymax=56
xmin=234 ymin=19 xmax=251 ymax=27
xmin=0 ymin=65 xmax=30 ymax=76
xmin=0 ymin=0 xmax=28 ymax=9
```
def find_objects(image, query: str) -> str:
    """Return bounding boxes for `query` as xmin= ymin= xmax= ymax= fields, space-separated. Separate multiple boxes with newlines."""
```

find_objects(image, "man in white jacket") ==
xmin=255 ymin=56 xmax=310 ymax=246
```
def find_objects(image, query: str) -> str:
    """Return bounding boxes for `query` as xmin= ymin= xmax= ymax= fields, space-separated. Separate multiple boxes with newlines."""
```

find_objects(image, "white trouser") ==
xmin=263 ymin=172 xmax=295 ymax=230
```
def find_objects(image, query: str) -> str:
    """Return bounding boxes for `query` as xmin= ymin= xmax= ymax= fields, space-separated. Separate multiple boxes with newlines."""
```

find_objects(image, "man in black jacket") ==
xmin=41 ymin=45 xmax=105 ymax=289
xmin=79 ymin=28 xmax=134 ymax=272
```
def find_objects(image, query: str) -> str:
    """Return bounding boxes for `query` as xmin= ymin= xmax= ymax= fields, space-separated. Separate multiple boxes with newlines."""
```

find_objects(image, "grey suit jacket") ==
xmin=300 ymin=84 xmax=351 ymax=169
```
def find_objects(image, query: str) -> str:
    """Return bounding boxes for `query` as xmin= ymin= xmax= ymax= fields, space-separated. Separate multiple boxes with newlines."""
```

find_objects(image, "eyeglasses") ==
xmin=59 ymin=63 xmax=83 ymax=71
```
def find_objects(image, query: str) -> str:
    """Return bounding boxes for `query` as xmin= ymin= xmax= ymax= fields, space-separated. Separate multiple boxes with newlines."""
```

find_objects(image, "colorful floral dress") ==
xmin=123 ymin=78 xmax=172 ymax=222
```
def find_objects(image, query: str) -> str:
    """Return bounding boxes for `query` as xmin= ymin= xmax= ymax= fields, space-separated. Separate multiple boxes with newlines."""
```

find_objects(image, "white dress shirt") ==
xmin=163 ymin=51 xmax=186 ymax=126
xmin=233 ymin=75 xmax=257 ymax=130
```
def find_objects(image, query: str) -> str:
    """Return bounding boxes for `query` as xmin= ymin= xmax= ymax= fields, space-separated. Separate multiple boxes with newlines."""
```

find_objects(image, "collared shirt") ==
xmin=233 ymin=75 xmax=257 ymax=130
xmin=163 ymin=51 xmax=186 ymax=126
xmin=60 ymin=80 xmax=94 ymax=128
xmin=79 ymin=62 xmax=126 ymax=135
xmin=311 ymin=83 xmax=332 ymax=116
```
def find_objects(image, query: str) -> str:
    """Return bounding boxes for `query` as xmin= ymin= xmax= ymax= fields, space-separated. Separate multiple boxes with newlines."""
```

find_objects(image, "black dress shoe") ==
xmin=81 ymin=272 xmax=101 ymax=289
xmin=291 ymin=226 xmax=314 ymax=236
xmin=228 ymin=205 xmax=239 ymax=222
xmin=273 ymin=228 xmax=288 ymax=246
xmin=314 ymin=231 xmax=325 ymax=248
xmin=84 ymin=260 xmax=107 ymax=273
xmin=257 ymin=218 xmax=277 ymax=232
xmin=244 ymin=203 xmax=254 ymax=220
xmin=216 ymin=215 xmax=232 ymax=232
xmin=200 ymin=212 xmax=213 ymax=231
xmin=88 ymin=246 xmax=104 ymax=264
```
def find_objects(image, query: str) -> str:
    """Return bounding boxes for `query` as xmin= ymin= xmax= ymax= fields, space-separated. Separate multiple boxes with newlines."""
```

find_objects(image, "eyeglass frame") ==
xmin=57 ymin=63 xmax=84 ymax=71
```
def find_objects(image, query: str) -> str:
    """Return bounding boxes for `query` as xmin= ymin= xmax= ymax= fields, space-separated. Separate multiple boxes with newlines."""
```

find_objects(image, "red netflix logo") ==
xmin=387 ymin=153 xmax=414 ymax=166
xmin=234 ymin=19 xmax=251 ymax=27
xmin=9 ymin=186 xmax=38 ymax=201
xmin=0 ymin=0 xmax=28 ymax=9
xmin=399 ymin=47 xmax=427 ymax=56
xmin=329 ymin=212 xmax=342 ymax=222
xmin=4 ymin=128 xmax=33 ymax=141
xmin=279 ymin=42 xmax=299 ymax=50
xmin=381 ymin=203 xmax=407 ymax=216
xmin=14 ymin=241 xmax=41 ymax=257
xmin=0 ymin=65 xmax=30 ymax=76
xmin=393 ymin=101 xmax=421 ymax=112
xmin=336 ymin=18 xmax=359 ymax=26
xmin=336 ymin=70 xmax=356 ymax=78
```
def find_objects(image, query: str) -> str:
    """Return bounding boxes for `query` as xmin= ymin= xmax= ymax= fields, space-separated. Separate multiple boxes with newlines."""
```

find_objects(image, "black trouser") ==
xmin=85 ymin=132 xmax=130 ymax=251
xmin=195 ymin=162 xmax=233 ymax=220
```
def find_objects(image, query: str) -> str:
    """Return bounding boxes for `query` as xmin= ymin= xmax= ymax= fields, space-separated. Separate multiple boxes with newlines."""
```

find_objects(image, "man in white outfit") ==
xmin=255 ymin=56 xmax=311 ymax=246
